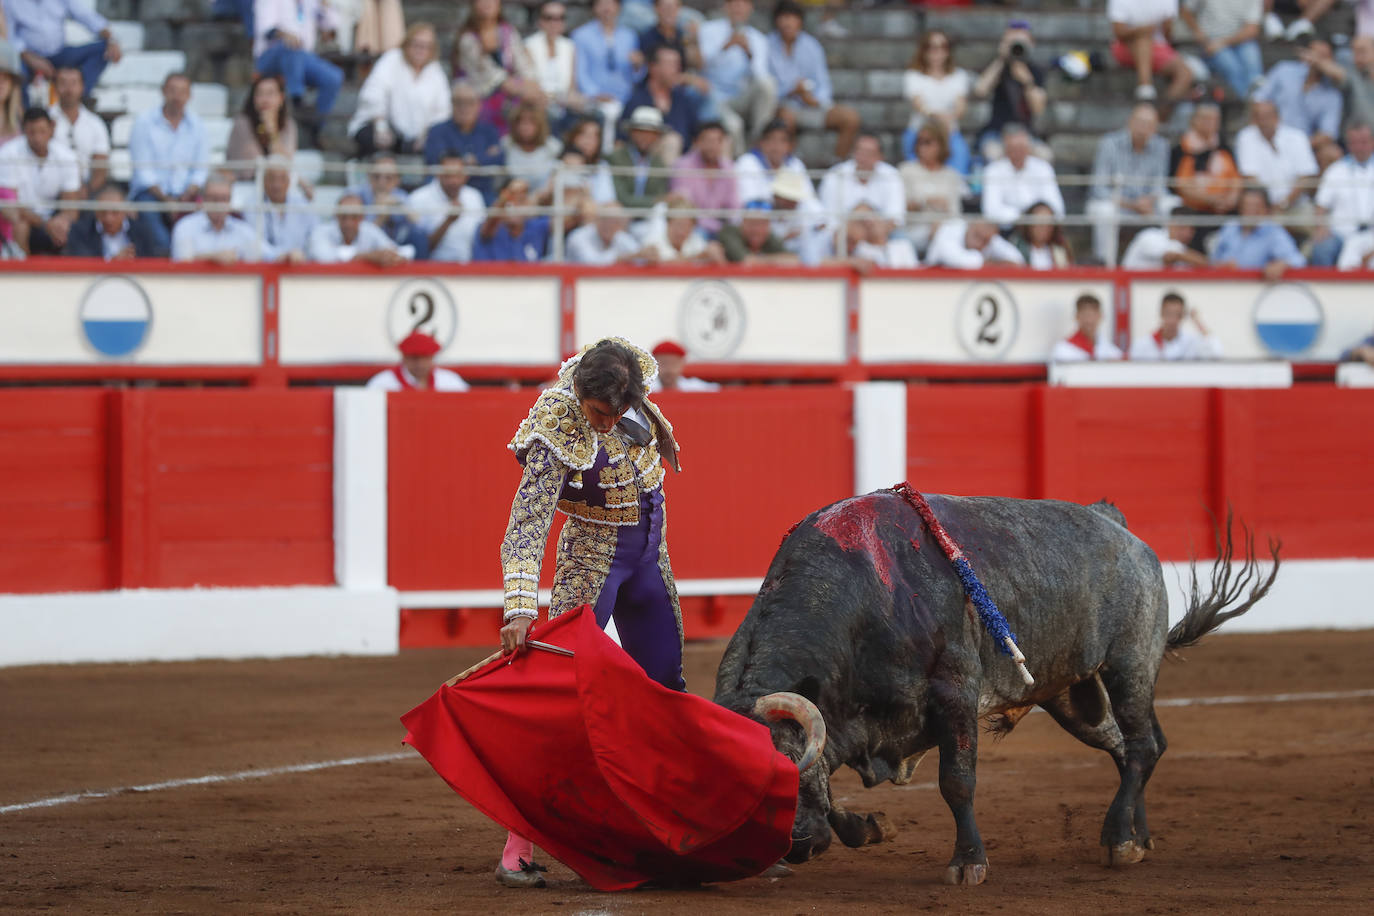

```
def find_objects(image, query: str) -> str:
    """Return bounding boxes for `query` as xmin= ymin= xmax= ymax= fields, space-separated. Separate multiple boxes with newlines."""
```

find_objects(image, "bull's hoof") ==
xmin=942 ymin=863 xmax=988 ymax=886
xmin=760 ymin=862 xmax=793 ymax=878
xmin=1102 ymin=840 xmax=1148 ymax=867
xmin=866 ymin=813 xmax=898 ymax=844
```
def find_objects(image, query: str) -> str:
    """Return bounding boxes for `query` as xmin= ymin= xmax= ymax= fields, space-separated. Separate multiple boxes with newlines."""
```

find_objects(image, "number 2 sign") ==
xmin=955 ymin=281 xmax=1019 ymax=360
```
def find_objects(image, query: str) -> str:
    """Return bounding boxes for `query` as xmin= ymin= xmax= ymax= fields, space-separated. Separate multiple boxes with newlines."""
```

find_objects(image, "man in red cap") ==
xmin=366 ymin=331 xmax=470 ymax=391
xmin=647 ymin=340 xmax=720 ymax=393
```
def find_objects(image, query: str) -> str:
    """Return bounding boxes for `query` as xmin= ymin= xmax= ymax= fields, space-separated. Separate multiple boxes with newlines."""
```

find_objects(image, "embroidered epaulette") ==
xmin=510 ymin=384 xmax=599 ymax=470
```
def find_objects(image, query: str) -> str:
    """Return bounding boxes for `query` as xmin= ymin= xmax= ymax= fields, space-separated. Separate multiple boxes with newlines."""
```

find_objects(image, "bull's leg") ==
xmin=935 ymin=700 xmax=987 ymax=886
xmin=1097 ymin=669 xmax=1166 ymax=866
xmin=828 ymin=804 xmax=898 ymax=847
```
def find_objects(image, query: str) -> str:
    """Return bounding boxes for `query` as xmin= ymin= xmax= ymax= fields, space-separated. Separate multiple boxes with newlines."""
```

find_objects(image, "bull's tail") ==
xmin=1166 ymin=509 xmax=1281 ymax=653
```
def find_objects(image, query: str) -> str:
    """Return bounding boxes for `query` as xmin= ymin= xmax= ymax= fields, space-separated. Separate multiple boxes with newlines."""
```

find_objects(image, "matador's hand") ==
xmin=500 ymin=616 xmax=534 ymax=655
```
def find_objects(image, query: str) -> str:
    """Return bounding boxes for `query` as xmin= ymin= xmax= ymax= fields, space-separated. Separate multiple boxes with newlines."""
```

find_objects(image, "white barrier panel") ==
xmin=0 ymin=587 xmax=399 ymax=666
xmin=859 ymin=277 xmax=1116 ymax=363
xmin=1049 ymin=360 xmax=1293 ymax=388
xmin=575 ymin=277 xmax=848 ymax=362
xmin=1337 ymin=363 xmax=1374 ymax=387
xmin=278 ymin=275 xmax=561 ymax=364
xmin=1163 ymin=560 xmax=1374 ymax=633
xmin=0 ymin=273 xmax=261 ymax=364
xmin=1129 ymin=280 xmax=1371 ymax=362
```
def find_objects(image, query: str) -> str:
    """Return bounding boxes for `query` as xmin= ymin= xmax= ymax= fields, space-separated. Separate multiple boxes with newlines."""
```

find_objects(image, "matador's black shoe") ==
xmin=494 ymin=857 xmax=548 ymax=888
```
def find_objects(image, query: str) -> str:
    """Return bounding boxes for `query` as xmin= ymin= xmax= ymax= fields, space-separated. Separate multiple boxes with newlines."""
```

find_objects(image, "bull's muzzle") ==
xmin=752 ymin=692 xmax=827 ymax=773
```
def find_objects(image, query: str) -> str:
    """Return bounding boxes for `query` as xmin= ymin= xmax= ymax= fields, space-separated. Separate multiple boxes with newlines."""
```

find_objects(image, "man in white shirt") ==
xmin=1235 ymin=99 xmax=1319 ymax=213
xmin=366 ymin=331 xmax=470 ymax=392
xmin=128 ymin=73 xmax=208 ymax=253
xmin=48 ymin=67 xmax=110 ymax=193
xmin=1051 ymin=294 xmax=1124 ymax=362
xmin=0 ymin=107 xmax=82 ymax=254
xmin=981 ymin=122 xmax=1065 ymax=229
xmin=307 ymin=192 xmax=411 ymax=265
xmin=1309 ymin=122 xmax=1374 ymax=266
xmin=924 ymin=218 xmax=1025 ymax=269
xmin=241 ymin=156 xmax=317 ymax=261
xmin=818 ymin=132 xmax=905 ymax=229
xmin=1119 ymin=208 xmax=1210 ymax=269
xmin=648 ymin=340 xmax=721 ymax=392
xmin=1129 ymin=290 xmax=1223 ymax=360
xmin=696 ymin=0 xmax=778 ymax=155
xmin=735 ymin=118 xmax=813 ymax=204
xmin=769 ymin=168 xmax=829 ymax=264
xmin=406 ymin=153 xmax=487 ymax=263
xmin=566 ymin=202 xmax=650 ymax=264
xmin=171 ymin=177 xmax=272 ymax=264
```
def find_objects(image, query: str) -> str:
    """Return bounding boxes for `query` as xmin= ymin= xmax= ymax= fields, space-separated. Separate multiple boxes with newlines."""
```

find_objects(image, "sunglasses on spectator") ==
xmin=542 ymin=12 xmax=565 ymax=20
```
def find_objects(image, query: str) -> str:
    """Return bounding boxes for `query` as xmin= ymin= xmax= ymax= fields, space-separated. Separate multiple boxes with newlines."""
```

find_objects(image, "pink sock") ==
xmin=501 ymin=832 xmax=534 ymax=871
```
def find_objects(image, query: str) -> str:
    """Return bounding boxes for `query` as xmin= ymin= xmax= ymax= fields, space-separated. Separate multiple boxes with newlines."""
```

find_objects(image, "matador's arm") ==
xmin=499 ymin=440 xmax=568 ymax=622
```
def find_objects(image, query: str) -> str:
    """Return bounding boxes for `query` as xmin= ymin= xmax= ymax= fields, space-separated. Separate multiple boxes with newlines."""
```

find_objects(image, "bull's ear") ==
xmin=794 ymin=676 xmax=821 ymax=704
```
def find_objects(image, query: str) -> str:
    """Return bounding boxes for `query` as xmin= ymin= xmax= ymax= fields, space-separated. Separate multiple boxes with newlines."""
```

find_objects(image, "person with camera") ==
xmin=972 ymin=19 xmax=1051 ymax=162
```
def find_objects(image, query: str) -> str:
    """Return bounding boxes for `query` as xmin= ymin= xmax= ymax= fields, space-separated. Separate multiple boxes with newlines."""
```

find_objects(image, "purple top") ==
xmin=670 ymin=150 xmax=740 ymax=234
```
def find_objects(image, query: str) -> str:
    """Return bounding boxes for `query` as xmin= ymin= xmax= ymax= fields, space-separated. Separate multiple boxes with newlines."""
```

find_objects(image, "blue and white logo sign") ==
xmin=1253 ymin=283 xmax=1323 ymax=356
xmin=79 ymin=276 xmax=153 ymax=357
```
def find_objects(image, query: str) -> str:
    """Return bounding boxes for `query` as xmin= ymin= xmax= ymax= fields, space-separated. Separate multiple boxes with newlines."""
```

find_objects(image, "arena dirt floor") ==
xmin=2 ymin=629 xmax=1372 ymax=915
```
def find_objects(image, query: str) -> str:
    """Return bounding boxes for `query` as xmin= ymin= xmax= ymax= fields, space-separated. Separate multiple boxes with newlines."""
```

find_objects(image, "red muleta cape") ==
xmin=400 ymin=606 xmax=799 ymax=891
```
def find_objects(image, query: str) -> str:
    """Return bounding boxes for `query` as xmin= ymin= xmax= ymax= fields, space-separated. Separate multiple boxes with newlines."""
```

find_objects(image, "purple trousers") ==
xmin=590 ymin=491 xmax=685 ymax=692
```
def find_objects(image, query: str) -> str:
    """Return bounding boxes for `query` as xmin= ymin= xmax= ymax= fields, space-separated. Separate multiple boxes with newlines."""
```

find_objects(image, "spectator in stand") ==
xmin=1236 ymin=99 xmax=1319 ymax=215
xmin=308 ymin=191 xmax=412 ymax=264
xmin=1179 ymin=0 xmax=1262 ymax=99
xmin=559 ymin=117 xmax=617 ymax=207
xmin=63 ymin=186 xmax=166 ymax=259
xmin=1308 ymin=122 xmax=1374 ymax=265
xmin=1169 ymin=103 xmax=1241 ymax=243
xmin=972 ymin=20 xmax=1050 ymax=161
xmin=1119 ymin=207 xmax=1210 ymax=268
xmin=671 ymin=120 xmax=739 ymax=235
xmin=766 ymin=168 xmax=828 ymax=264
xmin=129 ymin=73 xmax=208 ymax=254
xmin=1086 ymin=103 xmax=1171 ymax=266
xmin=348 ymin=22 xmax=450 ymax=158
xmin=698 ymin=0 xmax=778 ymax=156
xmin=1129 ymin=290 xmax=1223 ymax=359
xmin=736 ymin=118 xmax=810 ymax=206
xmin=348 ymin=0 xmax=406 ymax=57
xmin=408 ymin=153 xmax=486 ymax=263
xmin=1307 ymin=35 xmax=1374 ymax=137
xmin=571 ymin=0 xmax=640 ymax=152
xmin=818 ymin=132 xmax=905 ymax=229
xmin=1013 ymin=201 xmax=1074 ymax=269
xmin=1335 ymin=224 xmax=1374 ymax=267
xmin=566 ymin=201 xmax=651 ymax=264
xmin=1254 ymin=36 xmax=1342 ymax=152
xmin=246 ymin=156 xmax=316 ymax=261
xmin=0 ymin=107 xmax=81 ymax=254
xmin=171 ymin=176 xmax=269 ymax=264
xmin=717 ymin=200 xmax=798 ymax=264
xmin=608 ymin=106 xmax=671 ymax=213
xmin=4 ymin=0 xmax=122 ymax=92
xmin=640 ymin=0 xmax=712 ymax=103
xmin=501 ymin=102 xmax=562 ymax=193
xmin=641 ymin=193 xmax=727 ymax=262
xmin=48 ymin=67 xmax=107 ymax=195
xmin=902 ymin=29 xmax=973 ymax=174
xmin=924 ymin=217 xmax=1026 ymax=269
xmin=848 ymin=203 xmax=919 ymax=268
xmin=1263 ymin=0 xmax=1337 ymax=42
xmin=366 ymin=331 xmax=469 ymax=392
xmin=981 ymin=123 xmax=1065 ymax=230
xmin=619 ymin=44 xmax=702 ymax=164
xmin=1211 ymin=184 xmax=1307 ymax=279
xmin=253 ymin=0 xmax=344 ymax=140
xmin=226 ymin=75 xmax=299 ymax=181
xmin=1050 ymin=294 xmax=1124 ymax=362
xmin=472 ymin=177 xmax=550 ymax=263
xmin=1107 ymin=0 xmax=1196 ymax=104
xmin=424 ymin=81 xmax=504 ymax=206
xmin=350 ymin=154 xmax=428 ymax=258
xmin=525 ymin=1 xmax=596 ymax=137
xmin=0 ymin=41 xmax=21 ymax=148
xmin=649 ymin=340 xmax=721 ymax=392
xmin=768 ymin=1 xmax=859 ymax=161
xmin=899 ymin=120 xmax=965 ymax=255
xmin=453 ymin=0 xmax=544 ymax=133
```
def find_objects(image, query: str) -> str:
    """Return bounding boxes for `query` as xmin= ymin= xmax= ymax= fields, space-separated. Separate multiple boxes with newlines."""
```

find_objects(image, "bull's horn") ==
xmin=753 ymin=692 xmax=827 ymax=773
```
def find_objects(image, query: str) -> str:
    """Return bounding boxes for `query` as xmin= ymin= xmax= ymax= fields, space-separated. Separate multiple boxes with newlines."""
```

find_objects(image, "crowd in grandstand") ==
xmin=2 ymin=0 xmax=1374 ymax=271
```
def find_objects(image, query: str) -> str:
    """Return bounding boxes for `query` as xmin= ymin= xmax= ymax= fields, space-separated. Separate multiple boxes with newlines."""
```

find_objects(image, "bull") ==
xmin=714 ymin=489 xmax=1279 ymax=885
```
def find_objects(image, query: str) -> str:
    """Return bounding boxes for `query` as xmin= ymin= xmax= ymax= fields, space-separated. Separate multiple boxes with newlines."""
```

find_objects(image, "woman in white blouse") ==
xmin=348 ymin=22 xmax=452 ymax=157
xmin=901 ymin=30 xmax=972 ymax=174
xmin=523 ymin=1 xmax=596 ymax=137
xmin=898 ymin=120 xmax=966 ymax=255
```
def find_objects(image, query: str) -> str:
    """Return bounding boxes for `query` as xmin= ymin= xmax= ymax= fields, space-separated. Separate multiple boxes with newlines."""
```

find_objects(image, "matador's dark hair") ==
xmin=572 ymin=340 xmax=645 ymax=414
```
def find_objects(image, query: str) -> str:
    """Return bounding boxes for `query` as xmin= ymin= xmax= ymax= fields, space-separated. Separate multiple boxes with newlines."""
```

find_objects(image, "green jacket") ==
xmin=606 ymin=147 xmax=670 ymax=214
